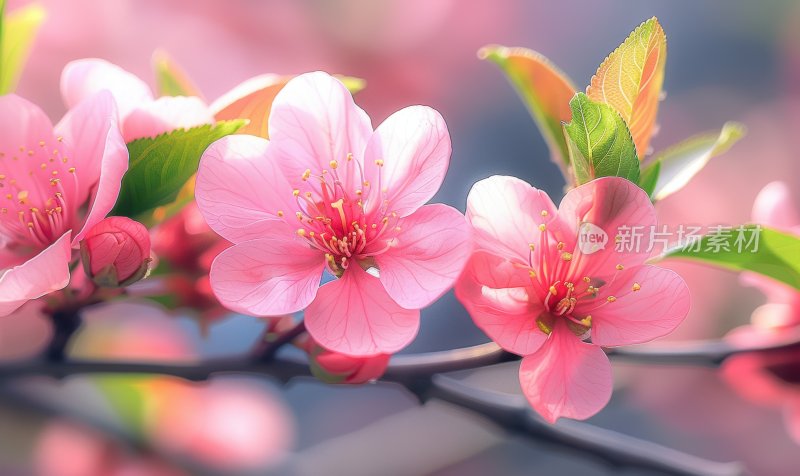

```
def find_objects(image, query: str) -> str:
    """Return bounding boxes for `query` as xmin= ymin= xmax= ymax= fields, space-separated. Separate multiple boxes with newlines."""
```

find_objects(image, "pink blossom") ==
xmin=196 ymin=71 xmax=472 ymax=356
xmin=0 ymin=93 xmax=128 ymax=316
xmin=721 ymin=181 xmax=800 ymax=445
xmin=61 ymin=58 xmax=215 ymax=142
xmin=734 ymin=181 xmax=800 ymax=334
xmin=455 ymin=176 xmax=690 ymax=422
xmin=146 ymin=203 xmax=231 ymax=324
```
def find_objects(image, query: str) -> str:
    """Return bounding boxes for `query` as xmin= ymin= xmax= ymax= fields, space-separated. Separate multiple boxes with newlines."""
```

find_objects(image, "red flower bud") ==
xmin=308 ymin=343 xmax=390 ymax=384
xmin=80 ymin=217 xmax=152 ymax=288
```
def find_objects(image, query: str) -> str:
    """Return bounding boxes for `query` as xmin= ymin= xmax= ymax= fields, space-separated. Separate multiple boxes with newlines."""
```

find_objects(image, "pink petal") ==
xmin=519 ymin=322 xmax=613 ymax=422
xmin=209 ymin=236 xmax=324 ymax=316
xmin=466 ymin=175 xmax=561 ymax=263
xmin=305 ymin=265 xmax=419 ymax=356
xmin=61 ymin=58 xmax=154 ymax=120
xmin=0 ymin=301 xmax=53 ymax=360
xmin=196 ymin=135 xmax=297 ymax=243
xmin=0 ymin=94 xmax=56 ymax=152
xmin=581 ymin=265 xmax=690 ymax=346
xmin=123 ymin=96 xmax=215 ymax=142
xmin=55 ymin=91 xmax=128 ymax=245
xmin=0 ymin=232 xmax=72 ymax=317
xmin=267 ymin=72 xmax=372 ymax=180
xmin=752 ymin=181 xmax=800 ymax=232
xmin=558 ymin=177 xmax=656 ymax=281
xmin=363 ymin=106 xmax=450 ymax=217
xmin=375 ymin=204 xmax=472 ymax=309
xmin=455 ymin=251 xmax=548 ymax=356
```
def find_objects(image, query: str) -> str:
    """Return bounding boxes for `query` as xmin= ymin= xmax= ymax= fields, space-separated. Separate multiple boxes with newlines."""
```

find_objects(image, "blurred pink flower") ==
xmin=733 ymin=181 xmax=800 ymax=334
xmin=196 ymin=71 xmax=472 ymax=356
xmin=146 ymin=203 xmax=231 ymax=324
xmin=80 ymin=216 xmax=152 ymax=287
xmin=456 ymin=176 xmax=690 ymax=422
xmin=61 ymin=58 xmax=214 ymax=142
xmin=68 ymin=300 xmax=197 ymax=362
xmin=721 ymin=181 xmax=800 ymax=445
xmin=0 ymin=92 xmax=127 ymax=316
xmin=35 ymin=419 xmax=186 ymax=476
xmin=148 ymin=379 xmax=294 ymax=470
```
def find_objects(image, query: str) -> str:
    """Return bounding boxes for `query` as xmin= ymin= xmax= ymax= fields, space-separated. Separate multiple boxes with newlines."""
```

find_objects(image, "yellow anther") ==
xmin=549 ymin=285 xmax=558 ymax=295
xmin=538 ymin=224 xmax=546 ymax=231
xmin=529 ymin=243 xmax=535 ymax=251
xmin=277 ymin=211 xmax=284 ymax=217
xmin=540 ymin=210 xmax=549 ymax=217
xmin=607 ymin=296 xmax=617 ymax=302
xmin=347 ymin=153 xmax=354 ymax=161
xmin=615 ymin=264 xmax=624 ymax=271
xmin=297 ymin=229 xmax=307 ymax=237
xmin=302 ymin=169 xmax=311 ymax=181
xmin=293 ymin=189 xmax=300 ymax=197
xmin=561 ymin=252 xmax=572 ymax=261
xmin=375 ymin=159 xmax=384 ymax=167
xmin=17 ymin=190 xmax=28 ymax=203
xmin=580 ymin=315 xmax=592 ymax=326
xmin=329 ymin=160 xmax=338 ymax=169
xmin=557 ymin=241 xmax=564 ymax=250
xmin=632 ymin=283 xmax=641 ymax=292
xmin=529 ymin=270 xmax=537 ymax=278
xmin=68 ymin=167 xmax=76 ymax=173
xmin=40 ymin=163 xmax=47 ymax=169
xmin=583 ymin=276 xmax=591 ymax=283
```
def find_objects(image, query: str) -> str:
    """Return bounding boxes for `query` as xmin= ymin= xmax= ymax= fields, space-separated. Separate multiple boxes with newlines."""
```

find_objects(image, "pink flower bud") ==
xmin=308 ymin=342 xmax=390 ymax=384
xmin=80 ymin=217 xmax=152 ymax=288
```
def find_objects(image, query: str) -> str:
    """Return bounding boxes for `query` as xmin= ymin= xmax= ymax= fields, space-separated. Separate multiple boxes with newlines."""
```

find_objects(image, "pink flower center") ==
xmin=0 ymin=137 xmax=77 ymax=250
xmin=286 ymin=154 xmax=398 ymax=277
xmin=526 ymin=212 xmax=642 ymax=339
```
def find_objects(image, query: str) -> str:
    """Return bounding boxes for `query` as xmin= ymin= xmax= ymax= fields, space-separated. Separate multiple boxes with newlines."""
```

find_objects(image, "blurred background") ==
xmin=2 ymin=0 xmax=800 ymax=474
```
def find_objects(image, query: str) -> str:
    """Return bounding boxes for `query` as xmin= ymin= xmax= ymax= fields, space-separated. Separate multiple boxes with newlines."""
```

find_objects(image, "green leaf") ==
xmin=660 ymin=225 xmax=800 ymax=290
xmin=0 ymin=2 xmax=46 ymax=94
xmin=152 ymin=49 xmax=202 ymax=98
xmin=639 ymin=160 xmax=661 ymax=197
xmin=479 ymin=45 xmax=576 ymax=172
xmin=112 ymin=120 xmax=246 ymax=219
xmin=563 ymin=92 xmax=640 ymax=185
xmin=93 ymin=376 xmax=152 ymax=436
xmin=649 ymin=122 xmax=745 ymax=201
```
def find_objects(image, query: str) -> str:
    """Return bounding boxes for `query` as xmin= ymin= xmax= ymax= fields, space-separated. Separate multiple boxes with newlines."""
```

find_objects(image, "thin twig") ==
xmin=250 ymin=320 xmax=308 ymax=362
xmin=429 ymin=375 xmax=745 ymax=476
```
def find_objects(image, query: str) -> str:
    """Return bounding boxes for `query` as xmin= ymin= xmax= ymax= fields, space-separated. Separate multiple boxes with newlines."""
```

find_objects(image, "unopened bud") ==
xmin=308 ymin=342 xmax=390 ymax=384
xmin=80 ymin=217 xmax=152 ymax=288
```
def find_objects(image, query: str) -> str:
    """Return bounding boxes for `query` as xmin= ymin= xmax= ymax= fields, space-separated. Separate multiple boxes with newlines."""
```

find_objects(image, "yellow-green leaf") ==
xmin=660 ymin=225 xmax=800 ymax=291
xmin=0 ymin=1 xmax=45 ymax=94
xmin=211 ymin=74 xmax=365 ymax=139
xmin=479 ymin=45 xmax=576 ymax=170
xmin=587 ymin=17 xmax=667 ymax=158
xmin=152 ymin=49 xmax=203 ymax=98
xmin=563 ymin=93 xmax=640 ymax=185
xmin=648 ymin=121 xmax=745 ymax=201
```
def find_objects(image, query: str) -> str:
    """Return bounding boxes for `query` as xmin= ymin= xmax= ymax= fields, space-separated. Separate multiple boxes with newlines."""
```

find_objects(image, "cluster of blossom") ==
xmin=0 ymin=59 xmax=694 ymax=422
